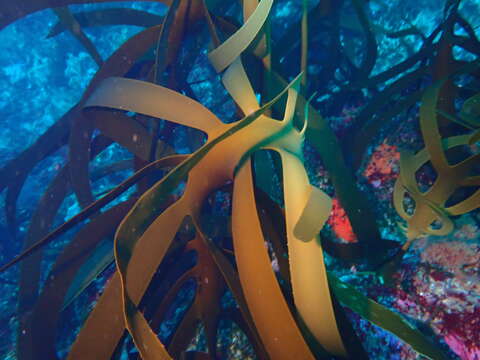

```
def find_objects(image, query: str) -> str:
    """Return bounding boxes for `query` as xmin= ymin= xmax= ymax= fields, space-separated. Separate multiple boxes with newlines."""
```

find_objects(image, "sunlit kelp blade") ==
xmin=1 ymin=0 xmax=479 ymax=359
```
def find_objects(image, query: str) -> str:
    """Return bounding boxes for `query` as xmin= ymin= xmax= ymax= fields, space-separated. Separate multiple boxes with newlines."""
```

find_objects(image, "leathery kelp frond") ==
xmin=2 ymin=0 xmax=475 ymax=359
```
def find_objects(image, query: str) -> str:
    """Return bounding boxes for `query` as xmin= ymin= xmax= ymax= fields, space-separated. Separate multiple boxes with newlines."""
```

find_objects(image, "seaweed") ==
xmin=1 ymin=0 xmax=479 ymax=359
xmin=380 ymin=83 xmax=480 ymax=282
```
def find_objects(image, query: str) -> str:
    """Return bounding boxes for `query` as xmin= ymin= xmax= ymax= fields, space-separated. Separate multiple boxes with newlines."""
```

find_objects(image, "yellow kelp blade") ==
xmin=277 ymin=149 xmax=347 ymax=357
xmin=113 ymin=76 xmax=302 ymax=360
xmin=232 ymin=159 xmax=315 ymax=359
xmin=208 ymin=0 xmax=345 ymax=353
xmin=293 ymin=185 xmax=332 ymax=242
xmin=208 ymin=0 xmax=273 ymax=72
xmin=86 ymin=77 xmax=224 ymax=135
xmin=68 ymin=200 xmax=187 ymax=360
xmin=222 ymin=58 xmax=260 ymax=115
xmin=394 ymin=83 xmax=480 ymax=240
xmin=71 ymin=71 xmax=302 ymax=359
xmin=419 ymin=81 xmax=452 ymax=172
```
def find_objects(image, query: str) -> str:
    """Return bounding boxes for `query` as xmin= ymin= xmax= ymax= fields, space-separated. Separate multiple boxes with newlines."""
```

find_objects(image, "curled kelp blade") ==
xmin=69 ymin=71 xmax=301 ymax=359
xmin=276 ymin=149 xmax=346 ymax=357
xmin=208 ymin=0 xmax=273 ymax=72
xmin=394 ymin=82 xmax=480 ymax=241
xmin=293 ymin=185 xmax=332 ymax=242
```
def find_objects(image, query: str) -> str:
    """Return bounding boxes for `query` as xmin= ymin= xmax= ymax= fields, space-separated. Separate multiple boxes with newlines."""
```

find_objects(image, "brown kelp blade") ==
xmin=232 ymin=160 xmax=315 ymax=359
xmin=47 ymin=8 xmax=163 ymax=37
xmin=0 ymin=155 xmax=187 ymax=274
xmin=23 ymin=201 xmax=135 ymax=360
xmin=0 ymin=0 xmax=173 ymax=30
xmin=52 ymin=6 xmax=103 ymax=66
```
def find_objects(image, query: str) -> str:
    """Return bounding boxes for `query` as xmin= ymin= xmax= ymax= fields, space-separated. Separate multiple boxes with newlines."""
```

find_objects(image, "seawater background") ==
xmin=0 ymin=0 xmax=479 ymax=359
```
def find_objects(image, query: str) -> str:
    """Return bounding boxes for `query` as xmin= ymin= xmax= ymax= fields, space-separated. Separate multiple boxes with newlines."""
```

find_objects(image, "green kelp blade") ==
xmin=62 ymin=239 xmax=114 ymax=310
xmin=460 ymin=93 xmax=480 ymax=119
xmin=328 ymin=273 xmax=449 ymax=360
xmin=436 ymin=109 xmax=476 ymax=130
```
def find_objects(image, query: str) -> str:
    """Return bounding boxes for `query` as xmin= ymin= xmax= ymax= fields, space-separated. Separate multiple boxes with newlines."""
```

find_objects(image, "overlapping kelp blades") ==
xmin=70 ymin=0 xmax=432 ymax=356
xmin=12 ymin=156 xmax=186 ymax=360
xmin=216 ymin=38 xmax=347 ymax=357
xmin=380 ymin=83 xmax=480 ymax=281
xmin=260 ymin=68 xmax=385 ymax=263
xmin=0 ymin=0 xmax=227 ymax=30
xmin=215 ymin=9 xmax=386 ymax=262
xmin=192 ymin=218 xmax=269 ymax=359
xmin=0 ymin=154 xmax=188 ymax=276
xmin=3 ymin=0 xmax=475 ymax=358
xmin=346 ymin=4 xmax=480 ymax=170
xmin=277 ymin=150 xmax=346 ymax=356
xmin=0 ymin=0 xmax=166 ymax=30
xmin=0 ymin=24 xmax=169 ymax=226
xmin=141 ymin=221 xmax=267 ymax=359
xmin=142 ymin=220 xmax=268 ymax=359
xmin=233 ymin=161 xmax=316 ymax=359
xmin=2 ymin=24 xmax=182 ymax=360
xmin=47 ymin=8 xmax=163 ymax=38
xmin=68 ymin=0 xmax=198 ymax=210
xmin=15 ymin=135 xmax=124 ymax=359
xmin=20 ymin=200 xmax=135 ymax=360
xmin=70 ymin=69 xmax=298 ymax=358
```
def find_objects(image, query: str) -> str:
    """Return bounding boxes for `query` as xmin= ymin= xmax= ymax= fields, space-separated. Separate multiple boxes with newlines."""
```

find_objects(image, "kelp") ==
xmin=53 ymin=6 xmax=103 ymax=66
xmin=16 ymin=136 xmax=127 ymax=358
xmin=21 ymin=200 xmax=135 ymax=360
xmin=68 ymin=1 xmax=348 ymax=357
xmin=47 ymin=8 xmax=164 ymax=37
xmin=0 ymin=0 xmax=167 ymax=29
xmin=328 ymin=274 xmax=448 ymax=360
xmin=1 ymin=0 xmax=478 ymax=359
xmin=379 ymin=83 xmax=480 ymax=282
